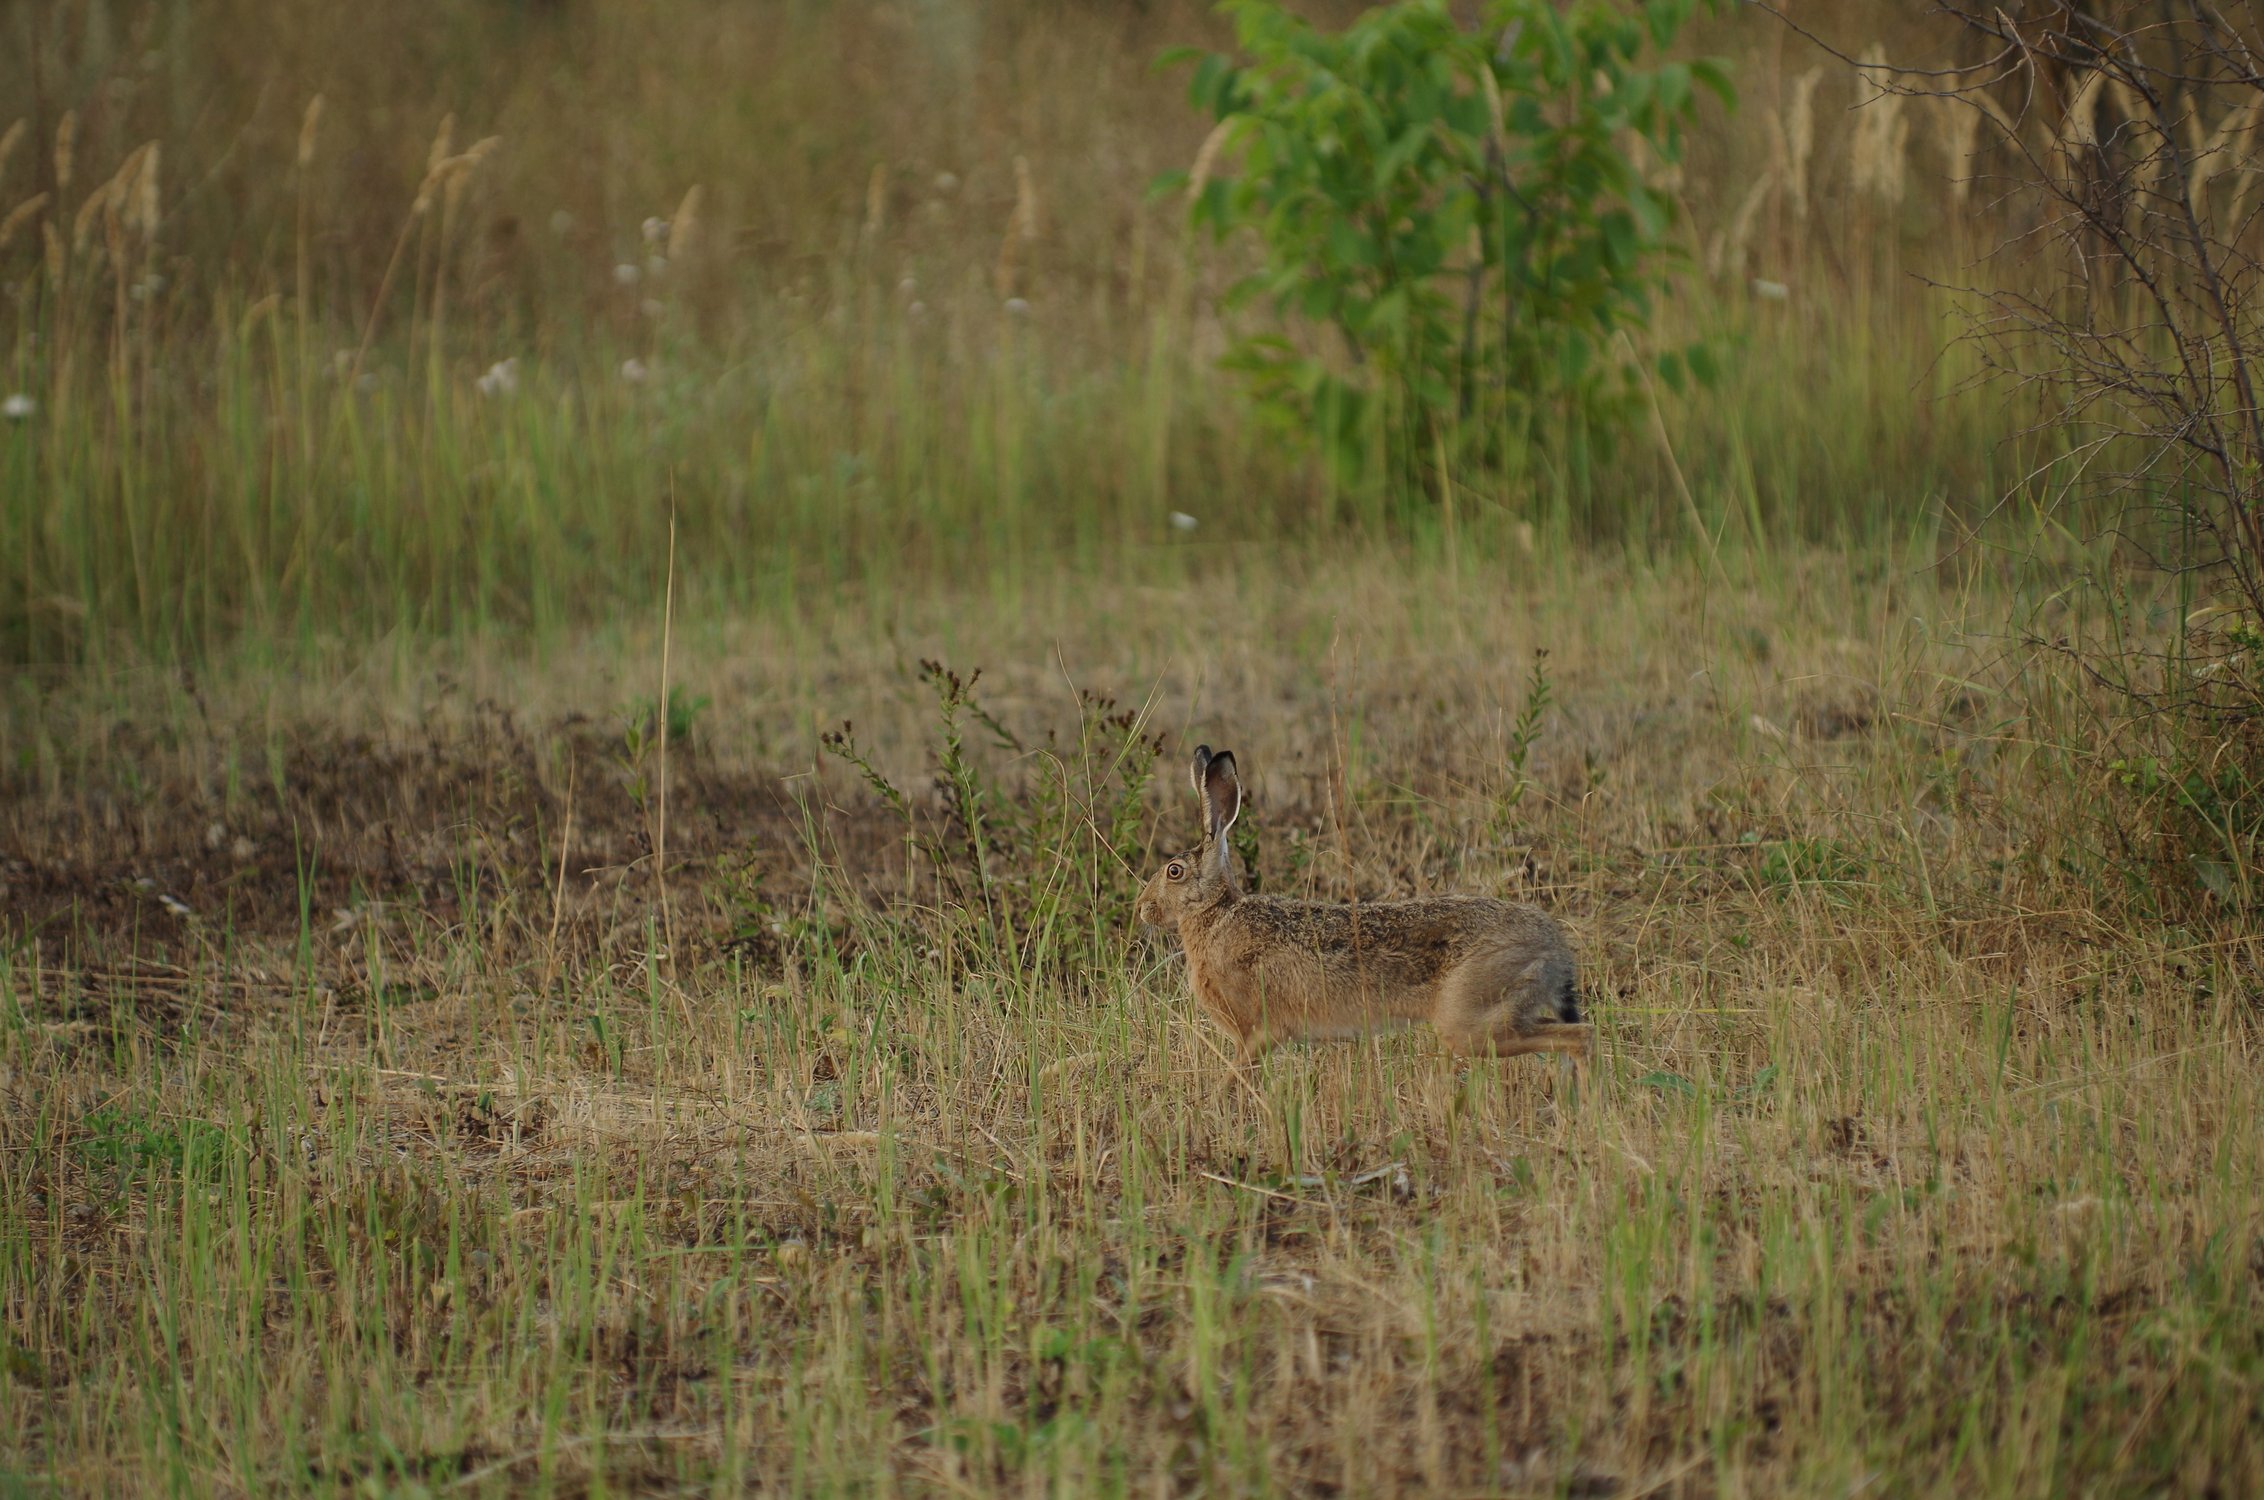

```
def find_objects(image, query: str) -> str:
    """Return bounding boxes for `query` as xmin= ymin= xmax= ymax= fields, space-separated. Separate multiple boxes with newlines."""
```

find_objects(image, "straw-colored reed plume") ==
xmin=0 ymin=119 xmax=40 ymax=251
xmin=440 ymin=136 xmax=498 ymax=217
xmin=1849 ymin=47 xmax=1909 ymax=206
xmin=1783 ymin=67 xmax=1822 ymax=219
xmin=61 ymin=144 xmax=160 ymax=262
xmin=0 ymin=193 xmax=46 ymax=253
xmin=2222 ymin=98 xmax=2264 ymax=232
xmin=2044 ymin=69 xmax=2105 ymax=190
xmin=862 ymin=163 xmax=886 ymax=243
xmin=1709 ymin=171 xmax=1777 ymax=281
xmin=128 ymin=143 xmax=160 ymax=242
xmin=427 ymin=114 xmax=456 ymax=179
xmin=1014 ymin=154 xmax=1040 ymax=242
xmin=669 ymin=183 xmax=704 ymax=262
xmin=1624 ymin=129 xmax=1685 ymax=195
xmin=1927 ymin=74 xmax=1987 ymax=207
xmin=2099 ymin=78 xmax=2169 ymax=240
xmin=2189 ymin=93 xmax=2264 ymax=225
xmin=994 ymin=154 xmax=1040 ymax=298
xmin=298 ymin=95 xmax=325 ymax=171
xmin=52 ymin=111 xmax=75 ymax=197
xmin=1186 ymin=120 xmax=1232 ymax=206
xmin=408 ymin=114 xmax=458 ymax=216
xmin=2062 ymin=71 xmax=2105 ymax=150
xmin=68 ymin=179 xmax=102 ymax=250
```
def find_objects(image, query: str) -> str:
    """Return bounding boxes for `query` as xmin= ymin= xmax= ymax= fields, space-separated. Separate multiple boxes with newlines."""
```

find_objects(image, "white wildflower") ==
xmin=475 ymin=358 xmax=519 ymax=397
xmin=613 ymin=262 xmax=641 ymax=286
xmin=641 ymin=215 xmax=668 ymax=245
xmin=1 ymin=394 xmax=32 ymax=421
xmin=1170 ymin=511 xmax=1198 ymax=532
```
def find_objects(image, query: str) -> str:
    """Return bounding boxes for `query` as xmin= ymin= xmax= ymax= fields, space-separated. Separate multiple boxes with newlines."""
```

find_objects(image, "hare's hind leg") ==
xmin=1435 ymin=950 xmax=1593 ymax=1059
xmin=1443 ymin=1021 xmax=1592 ymax=1058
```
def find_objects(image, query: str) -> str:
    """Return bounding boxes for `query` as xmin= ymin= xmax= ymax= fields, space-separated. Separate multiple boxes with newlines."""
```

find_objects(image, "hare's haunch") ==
xmin=1136 ymin=745 xmax=1588 ymax=1062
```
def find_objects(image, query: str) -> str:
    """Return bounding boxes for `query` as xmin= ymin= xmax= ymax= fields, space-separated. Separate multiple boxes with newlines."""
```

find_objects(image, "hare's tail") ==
xmin=1556 ymin=971 xmax=1583 ymax=1025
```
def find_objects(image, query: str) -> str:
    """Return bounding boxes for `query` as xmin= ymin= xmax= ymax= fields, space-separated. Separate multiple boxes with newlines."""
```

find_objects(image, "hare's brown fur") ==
xmin=1138 ymin=747 xmax=1588 ymax=1062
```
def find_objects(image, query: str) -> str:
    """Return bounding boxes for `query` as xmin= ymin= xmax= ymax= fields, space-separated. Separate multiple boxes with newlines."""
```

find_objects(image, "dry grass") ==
xmin=5 ymin=549 xmax=2260 ymax=1495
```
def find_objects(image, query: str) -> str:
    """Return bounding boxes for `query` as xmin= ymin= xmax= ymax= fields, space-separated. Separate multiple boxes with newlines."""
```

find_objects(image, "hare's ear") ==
xmin=1189 ymin=745 xmax=1213 ymax=800
xmin=1201 ymin=749 xmax=1241 ymax=851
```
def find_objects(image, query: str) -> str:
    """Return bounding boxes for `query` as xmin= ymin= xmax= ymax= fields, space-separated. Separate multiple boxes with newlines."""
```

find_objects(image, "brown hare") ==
xmin=1136 ymin=745 xmax=1589 ymax=1062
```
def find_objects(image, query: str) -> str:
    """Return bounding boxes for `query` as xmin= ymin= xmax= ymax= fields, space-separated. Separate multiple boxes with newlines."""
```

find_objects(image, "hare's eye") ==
xmin=1166 ymin=862 xmax=1185 ymax=881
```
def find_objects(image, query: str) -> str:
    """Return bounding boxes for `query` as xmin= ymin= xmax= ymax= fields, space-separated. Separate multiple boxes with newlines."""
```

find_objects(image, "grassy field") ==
xmin=5 ymin=0 xmax=2262 ymax=1494
xmin=8 ymin=547 xmax=2261 ymax=1495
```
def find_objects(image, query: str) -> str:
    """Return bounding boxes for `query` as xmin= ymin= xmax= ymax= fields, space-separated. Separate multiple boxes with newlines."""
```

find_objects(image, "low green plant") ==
xmin=76 ymin=1106 xmax=234 ymax=1179
xmin=819 ymin=661 xmax=1166 ymax=977
xmin=1490 ymin=648 xmax=1555 ymax=837
xmin=1750 ymin=835 xmax=1869 ymax=900
xmin=624 ymin=687 xmax=710 ymax=760
xmin=1164 ymin=0 xmax=1730 ymax=494
xmin=2103 ymin=623 xmax=2263 ymax=914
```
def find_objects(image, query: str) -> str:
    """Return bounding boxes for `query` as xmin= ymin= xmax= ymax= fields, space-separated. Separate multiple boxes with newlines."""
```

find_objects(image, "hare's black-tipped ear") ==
xmin=1201 ymin=749 xmax=1241 ymax=850
xmin=1189 ymin=745 xmax=1213 ymax=800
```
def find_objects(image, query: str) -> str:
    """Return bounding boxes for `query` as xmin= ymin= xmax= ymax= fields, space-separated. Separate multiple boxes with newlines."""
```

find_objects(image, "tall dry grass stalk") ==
xmin=295 ymin=94 xmax=324 ymax=448
xmin=655 ymin=495 xmax=680 ymax=1002
xmin=346 ymin=117 xmax=492 ymax=396
xmin=428 ymin=134 xmax=499 ymax=367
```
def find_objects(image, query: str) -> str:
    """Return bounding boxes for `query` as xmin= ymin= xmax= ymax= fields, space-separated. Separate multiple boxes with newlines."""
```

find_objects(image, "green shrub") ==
xmin=1162 ymin=0 xmax=1730 ymax=493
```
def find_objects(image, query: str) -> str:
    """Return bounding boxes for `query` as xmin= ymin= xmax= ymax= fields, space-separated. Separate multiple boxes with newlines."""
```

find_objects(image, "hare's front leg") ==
xmin=1189 ymin=990 xmax=1275 ymax=1064
xmin=1231 ymin=1020 xmax=1284 ymax=1063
